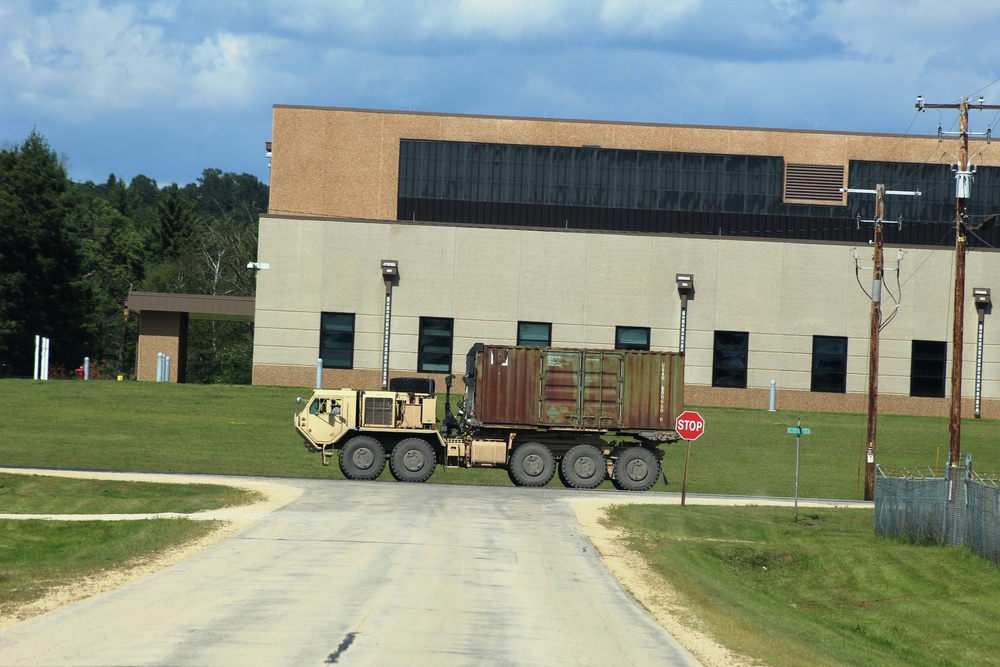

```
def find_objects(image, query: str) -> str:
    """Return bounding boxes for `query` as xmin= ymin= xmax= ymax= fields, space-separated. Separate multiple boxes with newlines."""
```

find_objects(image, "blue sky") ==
xmin=3 ymin=0 xmax=1000 ymax=188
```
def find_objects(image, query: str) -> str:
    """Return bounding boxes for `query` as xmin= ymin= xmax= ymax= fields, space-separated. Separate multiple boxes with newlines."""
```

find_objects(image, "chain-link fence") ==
xmin=965 ymin=472 xmax=1000 ymax=563
xmin=875 ymin=464 xmax=1000 ymax=565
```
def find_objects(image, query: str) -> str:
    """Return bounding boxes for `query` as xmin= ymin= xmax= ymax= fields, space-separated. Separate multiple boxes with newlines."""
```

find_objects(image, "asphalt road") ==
xmin=0 ymin=477 xmax=703 ymax=667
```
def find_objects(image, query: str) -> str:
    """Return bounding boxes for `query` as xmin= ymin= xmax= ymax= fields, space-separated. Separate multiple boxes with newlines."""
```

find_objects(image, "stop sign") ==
xmin=675 ymin=410 xmax=705 ymax=440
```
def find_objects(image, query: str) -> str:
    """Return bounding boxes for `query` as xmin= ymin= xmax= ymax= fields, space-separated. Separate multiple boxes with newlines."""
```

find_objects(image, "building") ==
xmin=252 ymin=105 xmax=1000 ymax=418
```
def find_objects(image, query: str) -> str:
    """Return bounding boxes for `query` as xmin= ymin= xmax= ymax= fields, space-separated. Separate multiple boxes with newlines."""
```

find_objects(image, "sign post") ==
xmin=787 ymin=418 xmax=810 ymax=521
xmin=675 ymin=411 xmax=705 ymax=506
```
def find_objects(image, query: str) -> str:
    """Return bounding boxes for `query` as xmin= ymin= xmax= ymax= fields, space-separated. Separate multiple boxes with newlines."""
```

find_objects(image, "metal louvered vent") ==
xmin=364 ymin=397 xmax=394 ymax=426
xmin=784 ymin=163 xmax=845 ymax=203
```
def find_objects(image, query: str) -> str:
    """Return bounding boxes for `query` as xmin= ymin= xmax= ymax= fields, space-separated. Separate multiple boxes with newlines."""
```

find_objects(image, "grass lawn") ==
xmin=0 ymin=518 xmax=222 ymax=619
xmin=611 ymin=504 xmax=1000 ymax=667
xmin=0 ymin=473 xmax=261 ymax=514
xmin=3 ymin=378 xmax=1000 ymax=665
xmin=3 ymin=379 xmax=999 ymax=497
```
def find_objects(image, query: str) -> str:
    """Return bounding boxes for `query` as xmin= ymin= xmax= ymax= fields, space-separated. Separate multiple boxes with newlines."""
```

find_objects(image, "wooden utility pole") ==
xmin=844 ymin=184 xmax=919 ymax=500
xmin=917 ymin=95 xmax=1000 ymax=470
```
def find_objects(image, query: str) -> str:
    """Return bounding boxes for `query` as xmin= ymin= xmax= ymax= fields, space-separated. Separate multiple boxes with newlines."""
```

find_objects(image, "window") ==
xmin=615 ymin=326 xmax=650 ymax=351
xmin=418 ymin=317 xmax=454 ymax=373
xmin=320 ymin=312 xmax=355 ymax=369
xmin=910 ymin=340 xmax=947 ymax=398
xmin=517 ymin=321 xmax=551 ymax=347
xmin=811 ymin=335 xmax=847 ymax=393
xmin=712 ymin=331 xmax=749 ymax=388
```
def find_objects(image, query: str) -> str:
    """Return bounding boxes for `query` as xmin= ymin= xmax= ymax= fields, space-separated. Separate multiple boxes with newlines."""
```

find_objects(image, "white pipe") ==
xmin=769 ymin=380 xmax=776 ymax=411
xmin=33 ymin=335 xmax=40 ymax=380
xmin=316 ymin=358 xmax=323 ymax=389
xmin=42 ymin=337 xmax=50 ymax=381
xmin=84 ymin=357 xmax=90 ymax=380
xmin=165 ymin=356 xmax=171 ymax=383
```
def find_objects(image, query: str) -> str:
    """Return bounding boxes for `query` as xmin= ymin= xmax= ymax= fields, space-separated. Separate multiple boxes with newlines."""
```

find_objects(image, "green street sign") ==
xmin=787 ymin=427 xmax=811 ymax=435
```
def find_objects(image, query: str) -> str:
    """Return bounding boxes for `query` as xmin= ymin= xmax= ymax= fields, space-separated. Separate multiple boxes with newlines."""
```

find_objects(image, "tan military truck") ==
xmin=294 ymin=343 xmax=685 ymax=491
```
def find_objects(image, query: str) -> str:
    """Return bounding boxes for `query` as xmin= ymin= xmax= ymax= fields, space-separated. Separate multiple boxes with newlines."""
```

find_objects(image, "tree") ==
xmin=0 ymin=131 xmax=91 ymax=376
xmin=77 ymin=198 xmax=145 ymax=375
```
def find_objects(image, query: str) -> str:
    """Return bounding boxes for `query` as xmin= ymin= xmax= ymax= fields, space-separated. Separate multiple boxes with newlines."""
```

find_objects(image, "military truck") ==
xmin=294 ymin=343 xmax=685 ymax=491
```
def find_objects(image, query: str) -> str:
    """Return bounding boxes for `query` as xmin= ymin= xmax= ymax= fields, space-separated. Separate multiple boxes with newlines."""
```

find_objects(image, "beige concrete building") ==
xmin=253 ymin=105 xmax=1000 ymax=418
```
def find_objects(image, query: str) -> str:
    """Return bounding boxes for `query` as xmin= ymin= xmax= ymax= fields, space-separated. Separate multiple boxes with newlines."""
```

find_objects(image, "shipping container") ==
xmin=465 ymin=344 xmax=684 ymax=433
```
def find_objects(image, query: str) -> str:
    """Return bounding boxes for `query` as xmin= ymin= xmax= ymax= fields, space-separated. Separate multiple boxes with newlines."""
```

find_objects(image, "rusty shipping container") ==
xmin=465 ymin=344 xmax=684 ymax=433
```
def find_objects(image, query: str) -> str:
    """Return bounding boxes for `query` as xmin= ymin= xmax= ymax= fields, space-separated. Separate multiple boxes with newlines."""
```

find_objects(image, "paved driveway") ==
xmin=0 ymin=476 xmax=701 ymax=666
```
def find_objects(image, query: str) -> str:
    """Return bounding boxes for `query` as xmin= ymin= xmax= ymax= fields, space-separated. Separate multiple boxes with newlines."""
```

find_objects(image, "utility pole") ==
xmin=916 ymin=95 xmax=1000 ymax=472
xmin=844 ymin=184 xmax=920 ymax=501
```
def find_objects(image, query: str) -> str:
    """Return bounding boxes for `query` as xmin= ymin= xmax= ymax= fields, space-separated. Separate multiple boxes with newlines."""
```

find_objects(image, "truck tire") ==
xmin=559 ymin=444 xmax=606 ymax=490
xmin=612 ymin=446 xmax=660 ymax=492
xmin=508 ymin=442 xmax=555 ymax=487
xmin=389 ymin=437 xmax=436 ymax=483
xmin=339 ymin=435 xmax=386 ymax=481
xmin=388 ymin=377 xmax=436 ymax=394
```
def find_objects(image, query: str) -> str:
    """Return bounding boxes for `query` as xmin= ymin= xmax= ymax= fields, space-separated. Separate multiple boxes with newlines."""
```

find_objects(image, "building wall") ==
xmin=252 ymin=216 xmax=1000 ymax=418
xmin=136 ymin=311 xmax=185 ymax=382
xmin=259 ymin=106 xmax=1000 ymax=418
xmin=268 ymin=105 xmax=1000 ymax=223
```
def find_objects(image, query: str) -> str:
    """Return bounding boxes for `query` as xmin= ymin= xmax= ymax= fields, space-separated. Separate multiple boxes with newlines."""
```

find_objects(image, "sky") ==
xmin=3 ymin=0 xmax=1000 ymax=189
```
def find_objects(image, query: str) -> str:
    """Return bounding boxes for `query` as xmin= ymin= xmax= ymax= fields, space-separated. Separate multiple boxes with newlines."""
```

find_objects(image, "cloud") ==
xmin=2 ymin=0 xmax=999 ymax=187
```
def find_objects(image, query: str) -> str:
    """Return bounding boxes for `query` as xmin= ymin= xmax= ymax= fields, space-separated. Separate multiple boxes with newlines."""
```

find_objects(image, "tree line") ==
xmin=0 ymin=131 xmax=268 ymax=383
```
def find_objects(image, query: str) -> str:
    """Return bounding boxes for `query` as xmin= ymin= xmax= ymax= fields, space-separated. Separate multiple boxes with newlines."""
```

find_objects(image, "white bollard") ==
xmin=769 ymin=380 xmax=776 ymax=411
xmin=84 ymin=357 xmax=90 ymax=380
xmin=33 ymin=335 xmax=40 ymax=380
xmin=316 ymin=358 xmax=323 ymax=389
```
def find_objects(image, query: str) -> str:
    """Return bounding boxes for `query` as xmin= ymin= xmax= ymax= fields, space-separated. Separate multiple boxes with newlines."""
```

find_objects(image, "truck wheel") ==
xmin=508 ymin=442 xmax=555 ymax=487
xmin=389 ymin=438 xmax=436 ymax=483
xmin=560 ymin=445 xmax=606 ymax=490
xmin=612 ymin=446 xmax=660 ymax=492
xmin=339 ymin=436 xmax=386 ymax=481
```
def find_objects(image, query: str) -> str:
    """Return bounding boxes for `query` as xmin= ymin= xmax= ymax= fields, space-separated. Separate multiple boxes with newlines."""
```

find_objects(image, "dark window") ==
xmin=320 ymin=312 xmax=355 ymax=369
xmin=910 ymin=340 xmax=947 ymax=398
xmin=712 ymin=331 xmax=749 ymax=388
xmin=418 ymin=317 xmax=453 ymax=373
xmin=811 ymin=335 xmax=848 ymax=393
xmin=397 ymin=139 xmax=1000 ymax=248
xmin=615 ymin=326 xmax=650 ymax=351
xmin=517 ymin=321 xmax=551 ymax=347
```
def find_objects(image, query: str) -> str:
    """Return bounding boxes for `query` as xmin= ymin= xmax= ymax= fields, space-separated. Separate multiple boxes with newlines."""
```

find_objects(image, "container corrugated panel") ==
xmin=473 ymin=345 xmax=684 ymax=432
xmin=474 ymin=346 xmax=542 ymax=426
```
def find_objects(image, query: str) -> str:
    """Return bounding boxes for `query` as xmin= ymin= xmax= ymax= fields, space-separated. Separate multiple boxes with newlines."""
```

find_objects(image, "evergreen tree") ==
xmin=0 ymin=131 xmax=92 ymax=377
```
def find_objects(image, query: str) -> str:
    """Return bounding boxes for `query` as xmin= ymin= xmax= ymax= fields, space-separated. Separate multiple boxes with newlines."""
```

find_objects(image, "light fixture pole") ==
xmin=380 ymin=260 xmax=399 ymax=390
xmin=676 ymin=274 xmax=694 ymax=354
xmin=973 ymin=288 xmax=992 ymax=419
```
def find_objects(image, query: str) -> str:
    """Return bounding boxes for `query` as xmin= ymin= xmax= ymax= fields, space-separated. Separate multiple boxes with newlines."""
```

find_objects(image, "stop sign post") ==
xmin=675 ymin=410 xmax=705 ymax=440
xmin=675 ymin=411 xmax=705 ymax=505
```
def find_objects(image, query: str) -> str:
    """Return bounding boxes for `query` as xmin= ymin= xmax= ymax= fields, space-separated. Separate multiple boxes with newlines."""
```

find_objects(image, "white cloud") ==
xmin=597 ymin=0 xmax=700 ymax=38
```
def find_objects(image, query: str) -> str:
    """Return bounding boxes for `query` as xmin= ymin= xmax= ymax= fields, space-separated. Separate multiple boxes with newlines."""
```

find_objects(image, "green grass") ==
xmin=0 ymin=473 xmax=261 ymax=514
xmin=0 ymin=519 xmax=221 ymax=618
xmin=4 ymin=379 xmax=999 ymax=497
xmin=4 ymin=378 xmax=1000 ymax=665
xmin=609 ymin=504 xmax=1000 ymax=667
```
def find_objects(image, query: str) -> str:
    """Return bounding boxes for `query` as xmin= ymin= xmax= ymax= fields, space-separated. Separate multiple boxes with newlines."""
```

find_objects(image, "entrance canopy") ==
xmin=125 ymin=291 xmax=255 ymax=382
